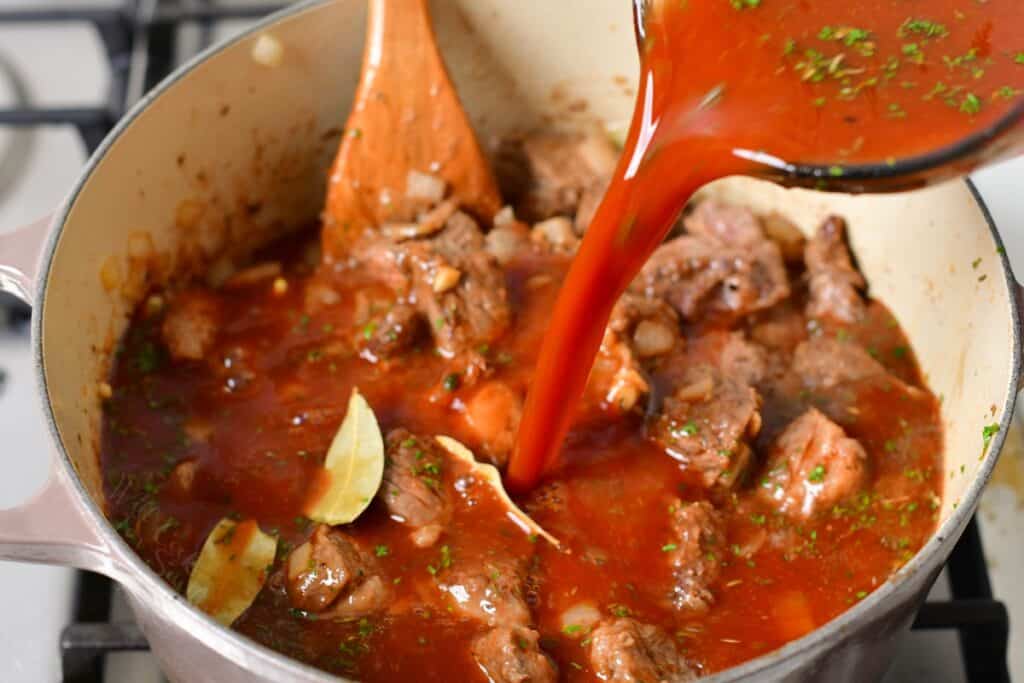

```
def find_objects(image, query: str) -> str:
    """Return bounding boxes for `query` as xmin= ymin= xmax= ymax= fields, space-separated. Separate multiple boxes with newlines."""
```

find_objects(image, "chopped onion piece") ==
xmin=406 ymin=170 xmax=447 ymax=203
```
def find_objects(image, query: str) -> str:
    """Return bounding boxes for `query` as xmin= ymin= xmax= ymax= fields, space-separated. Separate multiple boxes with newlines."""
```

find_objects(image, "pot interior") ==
xmin=38 ymin=0 xmax=1016 ymax=641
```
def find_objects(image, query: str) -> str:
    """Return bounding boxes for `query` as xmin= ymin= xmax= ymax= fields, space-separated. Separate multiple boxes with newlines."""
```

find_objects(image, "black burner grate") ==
xmin=0 ymin=2 xmax=1011 ymax=682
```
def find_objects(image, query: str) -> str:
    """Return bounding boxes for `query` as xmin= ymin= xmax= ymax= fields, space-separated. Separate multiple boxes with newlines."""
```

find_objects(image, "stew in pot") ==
xmin=102 ymin=128 xmax=943 ymax=680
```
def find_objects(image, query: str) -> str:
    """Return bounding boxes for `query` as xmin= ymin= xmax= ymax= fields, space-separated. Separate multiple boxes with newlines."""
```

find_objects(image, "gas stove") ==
xmin=0 ymin=2 xmax=1021 ymax=682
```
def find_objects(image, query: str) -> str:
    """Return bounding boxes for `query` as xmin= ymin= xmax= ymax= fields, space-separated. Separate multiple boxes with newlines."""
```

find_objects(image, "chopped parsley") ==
xmin=609 ymin=604 xmax=631 ymax=618
xmin=661 ymin=543 xmax=679 ymax=552
xmin=899 ymin=19 xmax=948 ymax=39
xmin=807 ymin=465 xmax=826 ymax=483
xmin=679 ymin=421 xmax=699 ymax=437
xmin=960 ymin=92 xmax=982 ymax=115
xmin=374 ymin=545 xmax=389 ymax=557
xmin=442 ymin=373 xmax=461 ymax=392
xmin=982 ymin=423 xmax=1001 ymax=453
xmin=729 ymin=0 xmax=760 ymax=9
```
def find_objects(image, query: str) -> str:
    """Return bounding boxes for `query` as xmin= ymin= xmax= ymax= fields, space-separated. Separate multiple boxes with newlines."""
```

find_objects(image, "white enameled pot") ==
xmin=0 ymin=1 xmax=1020 ymax=681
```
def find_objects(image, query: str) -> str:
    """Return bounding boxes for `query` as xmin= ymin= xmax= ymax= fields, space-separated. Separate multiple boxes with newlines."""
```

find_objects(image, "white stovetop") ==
xmin=0 ymin=4 xmax=1023 ymax=682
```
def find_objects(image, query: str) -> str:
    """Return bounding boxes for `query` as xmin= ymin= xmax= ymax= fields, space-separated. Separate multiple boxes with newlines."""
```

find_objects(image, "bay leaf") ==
xmin=435 ymin=435 xmax=559 ymax=547
xmin=305 ymin=388 xmax=385 ymax=525
xmin=186 ymin=518 xmax=277 ymax=626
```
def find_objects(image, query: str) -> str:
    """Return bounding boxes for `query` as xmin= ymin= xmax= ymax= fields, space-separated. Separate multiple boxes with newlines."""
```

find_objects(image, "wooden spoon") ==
xmin=322 ymin=0 xmax=502 ymax=259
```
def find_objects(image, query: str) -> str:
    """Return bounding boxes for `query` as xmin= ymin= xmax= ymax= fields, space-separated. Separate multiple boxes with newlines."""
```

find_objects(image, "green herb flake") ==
xmin=982 ymin=423 xmax=1001 ymax=453
xmin=374 ymin=545 xmax=389 ymax=558
xmin=729 ymin=0 xmax=760 ymax=10
xmin=609 ymin=604 xmax=631 ymax=617
xmin=899 ymin=19 xmax=948 ymax=39
xmin=442 ymin=373 xmax=461 ymax=392
xmin=807 ymin=465 xmax=826 ymax=483
xmin=960 ymin=93 xmax=982 ymax=115
xmin=661 ymin=543 xmax=679 ymax=552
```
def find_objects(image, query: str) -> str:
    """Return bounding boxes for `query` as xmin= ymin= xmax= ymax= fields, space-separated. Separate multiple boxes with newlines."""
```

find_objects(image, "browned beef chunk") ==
xmin=471 ymin=626 xmax=557 ymax=683
xmin=720 ymin=332 xmax=768 ymax=386
xmin=380 ymin=429 xmax=451 ymax=547
xmin=353 ymin=212 xmax=511 ymax=372
xmin=683 ymin=200 xmax=765 ymax=248
xmin=506 ymin=131 xmax=618 ymax=225
xmin=758 ymin=408 xmax=868 ymax=518
xmin=761 ymin=212 xmax=808 ymax=265
xmin=666 ymin=500 xmax=724 ymax=612
xmin=285 ymin=525 xmax=387 ymax=618
xmin=793 ymin=337 xmax=887 ymax=390
xmin=805 ymin=217 xmax=867 ymax=323
xmin=588 ymin=618 xmax=697 ymax=683
xmin=360 ymin=302 xmax=424 ymax=360
xmin=650 ymin=365 xmax=762 ymax=490
xmin=609 ymin=294 xmax=681 ymax=359
xmin=631 ymin=228 xmax=789 ymax=322
xmin=439 ymin=554 xmax=531 ymax=627
xmin=161 ymin=289 xmax=221 ymax=361
xmin=589 ymin=294 xmax=681 ymax=412
xmin=412 ymin=212 xmax=511 ymax=361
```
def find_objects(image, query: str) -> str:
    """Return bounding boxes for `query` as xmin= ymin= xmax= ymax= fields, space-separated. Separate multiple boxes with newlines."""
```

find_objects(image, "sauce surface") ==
xmin=510 ymin=0 xmax=1023 ymax=489
xmin=103 ymin=227 xmax=942 ymax=680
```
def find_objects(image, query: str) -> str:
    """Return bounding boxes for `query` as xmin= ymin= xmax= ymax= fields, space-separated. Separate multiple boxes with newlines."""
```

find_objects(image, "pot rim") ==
xmin=29 ymin=1 xmax=1024 ymax=680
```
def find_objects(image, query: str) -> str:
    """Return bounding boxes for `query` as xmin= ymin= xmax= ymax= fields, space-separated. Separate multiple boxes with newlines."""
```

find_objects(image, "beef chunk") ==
xmin=720 ymin=332 xmax=768 ymax=386
xmin=683 ymin=200 xmax=765 ymax=248
xmin=415 ymin=212 xmax=511 ymax=361
xmin=380 ymin=429 xmax=451 ymax=547
xmin=353 ymin=213 xmax=511 ymax=371
xmin=609 ymin=294 xmax=681 ymax=359
xmin=472 ymin=626 xmax=557 ymax=683
xmin=793 ymin=337 xmax=887 ymax=390
xmin=651 ymin=365 xmax=762 ymax=490
xmin=589 ymin=294 xmax=681 ymax=412
xmin=439 ymin=554 xmax=530 ymax=627
xmin=631 ymin=229 xmax=789 ymax=322
xmin=758 ymin=408 xmax=869 ymax=518
xmin=511 ymin=131 xmax=618 ymax=224
xmin=462 ymin=381 xmax=523 ymax=468
xmin=161 ymin=289 xmax=220 ymax=361
xmin=805 ymin=217 xmax=867 ymax=323
xmin=666 ymin=500 xmax=724 ymax=612
xmin=589 ymin=618 xmax=697 ymax=683
xmin=285 ymin=525 xmax=386 ymax=617
xmin=360 ymin=302 xmax=425 ymax=360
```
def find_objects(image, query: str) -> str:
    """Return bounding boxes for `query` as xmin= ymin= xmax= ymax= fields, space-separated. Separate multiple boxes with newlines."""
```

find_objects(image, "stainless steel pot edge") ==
xmin=26 ymin=0 xmax=1024 ymax=678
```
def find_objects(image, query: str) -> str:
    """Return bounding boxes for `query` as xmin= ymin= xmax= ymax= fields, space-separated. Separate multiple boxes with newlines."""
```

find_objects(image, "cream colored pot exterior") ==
xmin=0 ymin=1 xmax=1019 ymax=681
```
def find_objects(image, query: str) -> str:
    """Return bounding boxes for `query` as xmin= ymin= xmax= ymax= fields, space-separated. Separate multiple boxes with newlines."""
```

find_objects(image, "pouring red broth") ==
xmin=94 ymin=0 xmax=1024 ymax=680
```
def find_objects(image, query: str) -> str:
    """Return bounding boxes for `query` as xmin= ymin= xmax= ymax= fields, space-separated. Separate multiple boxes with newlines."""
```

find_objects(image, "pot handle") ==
xmin=0 ymin=215 xmax=125 ymax=576
xmin=0 ymin=465 xmax=119 ymax=574
xmin=0 ymin=213 xmax=51 ymax=303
